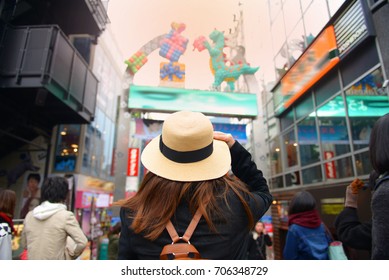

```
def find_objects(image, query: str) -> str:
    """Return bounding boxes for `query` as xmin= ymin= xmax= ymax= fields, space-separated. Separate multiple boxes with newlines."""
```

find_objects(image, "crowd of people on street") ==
xmin=1 ymin=111 xmax=388 ymax=260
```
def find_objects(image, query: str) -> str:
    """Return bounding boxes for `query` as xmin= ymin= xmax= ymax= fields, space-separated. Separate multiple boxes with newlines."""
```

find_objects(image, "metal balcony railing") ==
xmin=0 ymin=24 xmax=98 ymax=122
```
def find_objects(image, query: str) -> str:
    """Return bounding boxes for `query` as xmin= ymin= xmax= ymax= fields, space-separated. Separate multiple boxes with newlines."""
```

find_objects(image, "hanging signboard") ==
xmin=275 ymin=26 xmax=340 ymax=116
xmin=128 ymin=85 xmax=258 ymax=118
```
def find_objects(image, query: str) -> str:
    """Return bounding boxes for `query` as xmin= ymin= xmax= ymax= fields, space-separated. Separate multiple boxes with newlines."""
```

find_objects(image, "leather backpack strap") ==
xmin=182 ymin=209 xmax=202 ymax=242
xmin=165 ymin=209 xmax=202 ymax=243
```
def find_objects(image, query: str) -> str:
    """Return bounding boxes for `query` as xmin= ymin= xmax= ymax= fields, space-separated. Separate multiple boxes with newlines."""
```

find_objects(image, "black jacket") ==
xmin=247 ymin=232 xmax=272 ymax=260
xmin=118 ymin=141 xmax=273 ymax=259
xmin=334 ymin=207 xmax=372 ymax=251
xmin=371 ymin=176 xmax=389 ymax=259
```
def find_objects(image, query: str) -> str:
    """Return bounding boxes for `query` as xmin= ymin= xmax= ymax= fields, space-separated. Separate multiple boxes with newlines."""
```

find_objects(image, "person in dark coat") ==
xmin=115 ymin=111 xmax=272 ymax=259
xmin=335 ymin=174 xmax=375 ymax=254
xmin=368 ymin=113 xmax=389 ymax=259
xmin=247 ymin=221 xmax=272 ymax=260
xmin=336 ymin=113 xmax=389 ymax=259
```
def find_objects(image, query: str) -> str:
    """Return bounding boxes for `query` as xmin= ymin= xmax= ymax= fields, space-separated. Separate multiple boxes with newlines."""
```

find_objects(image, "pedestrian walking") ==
xmin=283 ymin=191 xmax=331 ymax=259
xmin=247 ymin=221 xmax=272 ymax=260
xmin=21 ymin=176 xmax=87 ymax=259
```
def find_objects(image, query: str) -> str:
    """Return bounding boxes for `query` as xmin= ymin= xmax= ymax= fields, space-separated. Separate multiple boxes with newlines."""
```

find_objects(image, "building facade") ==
xmin=261 ymin=0 xmax=389 ymax=259
xmin=0 ymin=0 xmax=128 ymax=259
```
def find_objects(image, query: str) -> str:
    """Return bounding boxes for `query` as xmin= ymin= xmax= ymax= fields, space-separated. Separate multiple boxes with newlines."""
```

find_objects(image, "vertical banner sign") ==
xmin=324 ymin=151 xmax=337 ymax=179
xmin=127 ymin=148 xmax=139 ymax=176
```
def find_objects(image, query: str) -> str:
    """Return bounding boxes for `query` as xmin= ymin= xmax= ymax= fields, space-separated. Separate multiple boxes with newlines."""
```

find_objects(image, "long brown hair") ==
xmin=0 ymin=189 xmax=16 ymax=218
xmin=115 ymin=172 xmax=255 ymax=240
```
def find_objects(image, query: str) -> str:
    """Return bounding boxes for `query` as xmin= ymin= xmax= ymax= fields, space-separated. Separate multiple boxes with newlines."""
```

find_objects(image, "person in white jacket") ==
xmin=21 ymin=176 xmax=87 ymax=259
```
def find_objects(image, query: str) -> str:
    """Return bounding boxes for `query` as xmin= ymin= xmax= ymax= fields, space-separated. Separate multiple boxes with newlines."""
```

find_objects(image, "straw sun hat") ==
xmin=141 ymin=111 xmax=231 ymax=182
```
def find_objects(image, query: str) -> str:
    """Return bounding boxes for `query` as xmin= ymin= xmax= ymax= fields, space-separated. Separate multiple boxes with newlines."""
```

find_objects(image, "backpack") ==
xmin=160 ymin=209 xmax=204 ymax=260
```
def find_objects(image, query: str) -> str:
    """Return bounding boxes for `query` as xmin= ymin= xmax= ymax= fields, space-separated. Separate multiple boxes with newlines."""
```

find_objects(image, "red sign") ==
xmin=324 ymin=151 xmax=337 ymax=179
xmin=127 ymin=148 xmax=139 ymax=176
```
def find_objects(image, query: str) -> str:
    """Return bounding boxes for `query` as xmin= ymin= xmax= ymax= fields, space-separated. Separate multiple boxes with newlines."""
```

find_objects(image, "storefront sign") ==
xmin=334 ymin=0 xmax=369 ymax=57
xmin=128 ymin=85 xmax=258 ymax=118
xmin=276 ymin=26 xmax=340 ymax=115
xmin=127 ymin=148 xmax=139 ymax=176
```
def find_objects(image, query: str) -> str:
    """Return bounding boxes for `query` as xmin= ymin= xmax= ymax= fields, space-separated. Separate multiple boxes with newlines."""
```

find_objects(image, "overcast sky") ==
xmin=106 ymin=0 xmax=273 ymax=91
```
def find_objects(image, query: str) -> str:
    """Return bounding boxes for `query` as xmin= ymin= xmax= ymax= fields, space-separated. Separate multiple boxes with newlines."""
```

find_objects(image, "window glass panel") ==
xmin=283 ymin=129 xmax=298 ymax=168
xmin=283 ymin=0 xmax=302 ymax=35
xmin=303 ymin=0 xmax=329 ymax=39
xmin=82 ymin=108 xmax=105 ymax=177
xmin=341 ymin=43 xmax=379 ymax=87
xmin=314 ymin=70 xmax=340 ymax=107
xmin=271 ymin=11 xmax=286 ymax=54
xmin=286 ymin=171 xmax=301 ymax=187
xmin=287 ymin=20 xmax=305 ymax=64
xmin=271 ymin=176 xmax=284 ymax=189
xmin=54 ymin=124 xmax=81 ymax=172
xmin=302 ymin=165 xmax=322 ymax=184
xmin=300 ymin=0 xmax=313 ymax=13
xmin=328 ymin=0 xmax=345 ymax=16
xmin=275 ymin=45 xmax=289 ymax=80
xmin=280 ymin=109 xmax=294 ymax=131
xmin=355 ymin=151 xmax=372 ymax=177
xmin=295 ymin=92 xmax=313 ymax=120
xmin=297 ymin=116 xmax=320 ymax=166
xmin=345 ymin=68 xmax=389 ymax=151
xmin=324 ymin=156 xmax=354 ymax=180
xmin=317 ymin=95 xmax=351 ymax=156
xmin=267 ymin=98 xmax=275 ymax=117
xmin=268 ymin=116 xmax=278 ymax=139
xmin=269 ymin=0 xmax=283 ymax=22
xmin=270 ymin=136 xmax=283 ymax=175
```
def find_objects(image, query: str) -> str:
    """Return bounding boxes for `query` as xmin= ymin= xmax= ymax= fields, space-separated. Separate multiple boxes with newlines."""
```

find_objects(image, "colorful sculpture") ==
xmin=194 ymin=29 xmax=259 ymax=92
xmin=125 ymin=51 xmax=148 ymax=75
xmin=159 ymin=22 xmax=188 ymax=84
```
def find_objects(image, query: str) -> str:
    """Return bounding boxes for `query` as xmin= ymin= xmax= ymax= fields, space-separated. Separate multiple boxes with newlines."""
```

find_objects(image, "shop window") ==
xmin=323 ymin=156 xmax=354 ymax=180
xmin=297 ymin=116 xmax=320 ymax=166
xmin=270 ymin=136 xmax=283 ymax=175
xmin=283 ymin=129 xmax=298 ymax=168
xmin=271 ymin=176 xmax=284 ymax=189
xmin=285 ymin=171 xmax=301 ymax=187
xmin=280 ymin=109 xmax=294 ymax=131
xmin=345 ymin=68 xmax=388 ymax=151
xmin=302 ymin=164 xmax=323 ymax=184
xmin=355 ymin=151 xmax=372 ymax=177
xmin=317 ymin=95 xmax=351 ymax=157
xmin=54 ymin=124 xmax=81 ymax=172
